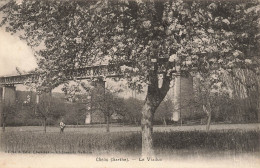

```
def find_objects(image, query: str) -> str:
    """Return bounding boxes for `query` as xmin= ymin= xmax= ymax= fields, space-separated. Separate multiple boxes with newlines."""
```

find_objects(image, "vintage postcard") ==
xmin=0 ymin=0 xmax=259 ymax=167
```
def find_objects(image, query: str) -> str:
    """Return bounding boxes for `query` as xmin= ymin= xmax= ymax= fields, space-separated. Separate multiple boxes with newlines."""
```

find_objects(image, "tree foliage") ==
xmin=1 ymin=0 xmax=258 ymax=90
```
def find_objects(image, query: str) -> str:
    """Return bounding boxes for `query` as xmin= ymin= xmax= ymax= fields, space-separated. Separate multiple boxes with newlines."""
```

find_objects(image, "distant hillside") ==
xmin=16 ymin=91 xmax=65 ymax=103
xmin=16 ymin=91 xmax=37 ymax=103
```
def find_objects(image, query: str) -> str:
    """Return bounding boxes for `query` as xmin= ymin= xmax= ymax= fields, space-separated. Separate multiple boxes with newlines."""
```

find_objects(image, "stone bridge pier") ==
xmin=172 ymin=72 xmax=194 ymax=123
xmin=1 ymin=86 xmax=16 ymax=105
xmin=0 ymin=85 xmax=16 ymax=127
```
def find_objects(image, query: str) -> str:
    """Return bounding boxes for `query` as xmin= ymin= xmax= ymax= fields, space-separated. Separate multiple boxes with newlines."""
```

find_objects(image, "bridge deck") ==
xmin=0 ymin=60 xmax=178 ymax=85
xmin=0 ymin=64 xmax=122 ymax=85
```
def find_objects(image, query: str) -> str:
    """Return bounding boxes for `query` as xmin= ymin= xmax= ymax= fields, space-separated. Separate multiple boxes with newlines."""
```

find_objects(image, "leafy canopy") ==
xmin=1 ymin=0 xmax=259 ymax=92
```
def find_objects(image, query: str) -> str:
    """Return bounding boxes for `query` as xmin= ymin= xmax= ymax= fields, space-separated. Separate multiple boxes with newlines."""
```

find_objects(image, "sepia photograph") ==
xmin=0 ymin=0 xmax=259 ymax=167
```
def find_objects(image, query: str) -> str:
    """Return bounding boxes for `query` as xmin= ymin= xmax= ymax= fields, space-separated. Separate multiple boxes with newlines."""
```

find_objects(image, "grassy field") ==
xmin=2 ymin=123 xmax=259 ymax=134
xmin=0 ymin=124 xmax=259 ymax=156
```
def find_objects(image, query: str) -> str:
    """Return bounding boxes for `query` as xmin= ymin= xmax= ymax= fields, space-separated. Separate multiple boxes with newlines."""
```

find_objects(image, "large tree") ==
xmin=1 ymin=0 xmax=259 ymax=156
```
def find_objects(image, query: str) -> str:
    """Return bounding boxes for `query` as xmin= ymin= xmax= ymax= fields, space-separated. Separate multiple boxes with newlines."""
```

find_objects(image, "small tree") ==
xmin=62 ymin=79 xmax=125 ymax=132
xmin=194 ymin=71 xmax=233 ymax=131
xmin=35 ymin=92 xmax=54 ymax=133
xmin=89 ymin=81 xmax=126 ymax=132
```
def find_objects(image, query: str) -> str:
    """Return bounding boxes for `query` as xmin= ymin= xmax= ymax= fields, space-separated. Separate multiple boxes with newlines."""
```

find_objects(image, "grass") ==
xmin=153 ymin=130 xmax=259 ymax=155
xmin=2 ymin=123 xmax=259 ymax=135
xmin=0 ymin=129 xmax=259 ymax=155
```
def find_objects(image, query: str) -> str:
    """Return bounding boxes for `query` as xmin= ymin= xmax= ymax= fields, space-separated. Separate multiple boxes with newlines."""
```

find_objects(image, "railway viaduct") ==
xmin=0 ymin=63 xmax=194 ymax=126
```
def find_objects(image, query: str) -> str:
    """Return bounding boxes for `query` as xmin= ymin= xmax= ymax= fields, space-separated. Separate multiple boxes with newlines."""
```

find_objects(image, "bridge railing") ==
xmin=0 ymin=74 xmax=37 ymax=85
xmin=0 ymin=60 xmax=181 ymax=85
xmin=0 ymin=64 xmax=122 ymax=85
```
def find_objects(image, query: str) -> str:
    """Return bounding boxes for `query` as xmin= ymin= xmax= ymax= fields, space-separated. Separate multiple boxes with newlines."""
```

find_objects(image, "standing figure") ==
xmin=59 ymin=121 xmax=66 ymax=133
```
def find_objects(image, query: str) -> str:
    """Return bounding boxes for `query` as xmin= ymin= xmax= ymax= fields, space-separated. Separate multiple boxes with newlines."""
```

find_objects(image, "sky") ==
xmin=0 ymin=0 xmax=37 ymax=77
xmin=0 ymin=28 xmax=37 ymax=76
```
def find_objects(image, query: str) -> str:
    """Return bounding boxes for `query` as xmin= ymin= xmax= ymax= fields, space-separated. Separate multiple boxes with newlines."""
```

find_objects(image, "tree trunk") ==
xmin=163 ymin=117 xmax=167 ymax=126
xmin=134 ymin=118 xmax=137 ymax=125
xmin=203 ymin=105 xmax=211 ymax=131
xmin=206 ymin=111 xmax=211 ymax=131
xmin=141 ymin=102 xmax=155 ymax=157
xmin=43 ymin=118 xmax=47 ymax=133
xmin=140 ymin=62 xmax=171 ymax=156
xmin=256 ymin=71 xmax=260 ymax=122
xmin=2 ymin=114 xmax=6 ymax=132
xmin=106 ymin=115 xmax=110 ymax=132
xmin=2 ymin=121 xmax=5 ymax=132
